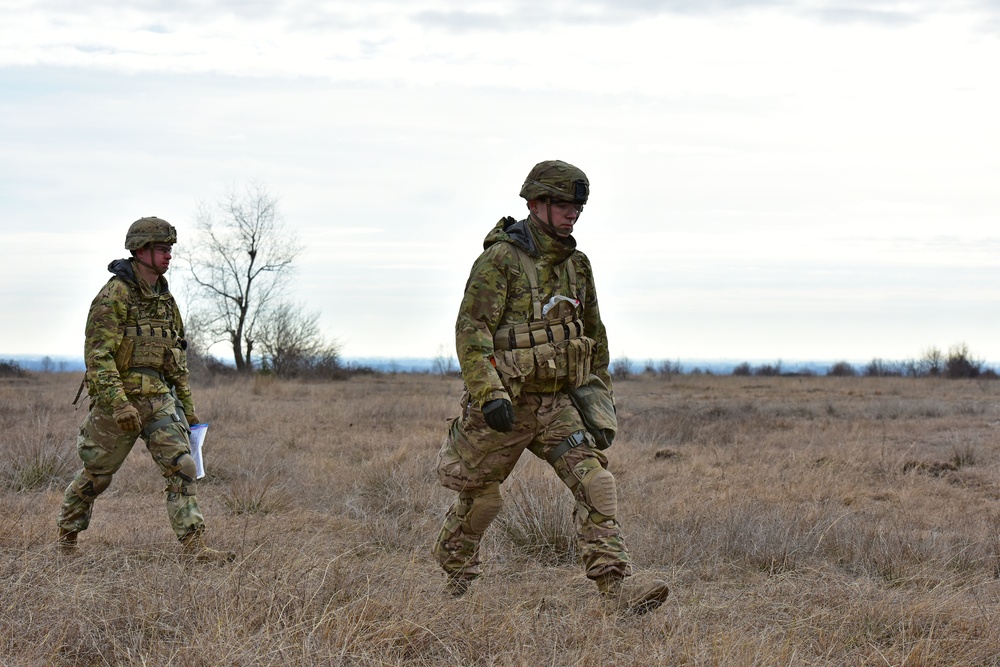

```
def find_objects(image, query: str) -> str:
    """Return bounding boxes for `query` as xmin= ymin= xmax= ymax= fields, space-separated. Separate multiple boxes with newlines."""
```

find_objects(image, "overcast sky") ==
xmin=2 ymin=1 xmax=998 ymax=365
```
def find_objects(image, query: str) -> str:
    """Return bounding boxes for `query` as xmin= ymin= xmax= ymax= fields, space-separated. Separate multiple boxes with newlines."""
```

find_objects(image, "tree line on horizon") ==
xmin=610 ymin=343 xmax=994 ymax=381
xmin=5 ymin=342 xmax=995 ymax=383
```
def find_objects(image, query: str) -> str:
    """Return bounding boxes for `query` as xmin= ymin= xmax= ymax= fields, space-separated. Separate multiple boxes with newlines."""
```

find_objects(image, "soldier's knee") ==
xmin=164 ymin=453 xmax=198 ymax=496
xmin=458 ymin=482 xmax=503 ymax=536
xmin=73 ymin=469 xmax=113 ymax=502
xmin=574 ymin=460 xmax=618 ymax=520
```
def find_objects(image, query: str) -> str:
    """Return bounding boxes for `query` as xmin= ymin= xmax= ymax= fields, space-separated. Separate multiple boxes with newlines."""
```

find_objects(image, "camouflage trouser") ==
xmin=57 ymin=392 xmax=205 ymax=541
xmin=433 ymin=390 xmax=631 ymax=582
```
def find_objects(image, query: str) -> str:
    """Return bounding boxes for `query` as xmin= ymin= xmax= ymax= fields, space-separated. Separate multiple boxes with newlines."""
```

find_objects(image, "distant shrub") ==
xmin=342 ymin=362 xmax=379 ymax=376
xmin=610 ymin=355 xmax=632 ymax=381
xmin=827 ymin=361 xmax=857 ymax=377
xmin=945 ymin=343 xmax=983 ymax=379
xmin=0 ymin=359 xmax=29 ymax=378
xmin=657 ymin=359 xmax=684 ymax=376
xmin=754 ymin=362 xmax=783 ymax=377
xmin=864 ymin=358 xmax=902 ymax=377
xmin=187 ymin=348 xmax=239 ymax=385
xmin=730 ymin=361 xmax=785 ymax=377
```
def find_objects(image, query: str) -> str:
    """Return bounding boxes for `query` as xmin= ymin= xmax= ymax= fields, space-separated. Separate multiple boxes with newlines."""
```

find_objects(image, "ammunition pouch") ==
xmin=122 ymin=324 xmax=181 ymax=371
xmin=494 ymin=317 xmax=586 ymax=352
xmin=493 ymin=316 xmax=594 ymax=390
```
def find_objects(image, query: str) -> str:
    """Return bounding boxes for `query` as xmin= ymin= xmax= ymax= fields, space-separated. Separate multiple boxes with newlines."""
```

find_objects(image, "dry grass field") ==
xmin=3 ymin=371 xmax=1000 ymax=666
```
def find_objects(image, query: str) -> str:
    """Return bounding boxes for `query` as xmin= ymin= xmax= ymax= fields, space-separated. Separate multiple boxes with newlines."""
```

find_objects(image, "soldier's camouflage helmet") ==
xmin=125 ymin=216 xmax=177 ymax=251
xmin=519 ymin=160 xmax=589 ymax=206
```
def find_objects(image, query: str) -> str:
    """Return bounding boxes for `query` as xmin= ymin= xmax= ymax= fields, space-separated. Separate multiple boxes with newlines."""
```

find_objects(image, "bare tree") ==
xmin=258 ymin=302 xmax=341 ymax=378
xmin=181 ymin=183 xmax=302 ymax=372
xmin=431 ymin=344 xmax=458 ymax=376
xmin=919 ymin=346 xmax=944 ymax=376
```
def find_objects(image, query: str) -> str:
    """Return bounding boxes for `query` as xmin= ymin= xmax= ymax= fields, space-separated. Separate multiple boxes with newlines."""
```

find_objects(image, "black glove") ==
xmin=482 ymin=398 xmax=515 ymax=433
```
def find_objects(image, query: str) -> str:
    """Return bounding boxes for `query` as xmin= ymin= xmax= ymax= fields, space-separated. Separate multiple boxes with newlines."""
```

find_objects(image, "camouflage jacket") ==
xmin=84 ymin=258 xmax=194 ymax=415
xmin=455 ymin=216 xmax=612 ymax=407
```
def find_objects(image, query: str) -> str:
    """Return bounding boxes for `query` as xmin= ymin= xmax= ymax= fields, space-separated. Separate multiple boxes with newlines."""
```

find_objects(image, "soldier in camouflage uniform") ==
xmin=56 ymin=217 xmax=232 ymax=562
xmin=433 ymin=160 xmax=669 ymax=613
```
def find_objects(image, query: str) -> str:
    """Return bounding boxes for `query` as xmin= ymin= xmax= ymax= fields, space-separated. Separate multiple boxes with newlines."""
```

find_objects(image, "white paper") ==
xmin=189 ymin=423 xmax=208 ymax=479
xmin=541 ymin=294 xmax=580 ymax=317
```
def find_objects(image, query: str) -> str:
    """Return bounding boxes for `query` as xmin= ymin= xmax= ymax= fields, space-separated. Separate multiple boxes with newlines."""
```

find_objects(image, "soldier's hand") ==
xmin=482 ymin=398 xmax=515 ymax=433
xmin=185 ymin=412 xmax=201 ymax=426
xmin=113 ymin=402 xmax=141 ymax=433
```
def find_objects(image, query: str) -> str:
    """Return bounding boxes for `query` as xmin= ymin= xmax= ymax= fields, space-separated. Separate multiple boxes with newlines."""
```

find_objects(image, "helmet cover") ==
xmin=125 ymin=216 xmax=177 ymax=251
xmin=519 ymin=160 xmax=589 ymax=205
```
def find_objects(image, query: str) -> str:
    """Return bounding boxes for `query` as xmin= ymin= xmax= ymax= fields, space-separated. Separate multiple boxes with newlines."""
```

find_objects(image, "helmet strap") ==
xmin=529 ymin=200 xmax=576 ymax=240
xmin=133 ymin=249 xmax=156 ymax=272
xmin=132 ymin=247 xmax=164 ymax=284
xmin=529 ymin=209 xmax=557 ymax=240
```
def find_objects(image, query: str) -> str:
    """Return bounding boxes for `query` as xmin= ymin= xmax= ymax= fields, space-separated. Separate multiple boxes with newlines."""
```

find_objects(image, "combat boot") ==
xmin=444 ymin=575 xmax=475 ymax=598
xmin=57 ymin=527 xmax=79 ymax=555
xmin=180 ymin=527 xmax=235 ymax=563
xmin=596 ymin=572 xmax=670 ymax=614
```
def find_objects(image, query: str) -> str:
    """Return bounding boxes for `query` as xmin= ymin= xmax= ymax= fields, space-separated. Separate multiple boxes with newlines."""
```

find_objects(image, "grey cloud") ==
xmin=409 ymin=0 xmax=793 ymax=33
xmin=802 ymin=7 xmax=920 ymax=26
xmin=74 ymin=44 xmax=118 ymax=54
xmin=20 ymin=0 xmax=1000 ymax=39
xmin=410 ymin=0 xmax=996 ymax=33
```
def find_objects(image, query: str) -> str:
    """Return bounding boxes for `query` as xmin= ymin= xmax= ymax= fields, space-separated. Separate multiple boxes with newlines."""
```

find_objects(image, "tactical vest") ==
xmin=491 ymin=245 xmax=595 ymax=392
xmin=112 ymin=283 xmax=185 ymax=375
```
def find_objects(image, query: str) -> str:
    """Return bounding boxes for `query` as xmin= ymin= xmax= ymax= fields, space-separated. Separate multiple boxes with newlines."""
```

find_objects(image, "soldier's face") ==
xmin=138 ymin=243 xmax=173 ymax=274
xmin=531 ymin=200 xmax=580 ymax=238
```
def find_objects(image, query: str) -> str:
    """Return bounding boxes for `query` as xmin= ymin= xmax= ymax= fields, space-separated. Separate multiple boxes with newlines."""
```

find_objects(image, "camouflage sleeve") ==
xmin=84 ymin=279 xmax=131 ymax=409
xmin=575 ymin=251 xmax=614 ymax=395
xmin=164 ymin=298 xmax=195 ymax=417
xmin=455 ymin=244 xmax=514 ymax=407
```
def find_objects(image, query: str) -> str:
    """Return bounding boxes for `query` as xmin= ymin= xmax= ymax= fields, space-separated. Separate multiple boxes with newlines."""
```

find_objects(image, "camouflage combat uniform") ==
xmin=57 ymin=258 xmax=205 ymax=540
xmin=433 ymin=214 xmax=632 ymax=585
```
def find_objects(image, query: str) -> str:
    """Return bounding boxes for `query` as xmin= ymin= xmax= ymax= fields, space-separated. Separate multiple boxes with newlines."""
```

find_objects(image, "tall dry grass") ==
xmin=2 ymin=372 xmax=1000 ymax=665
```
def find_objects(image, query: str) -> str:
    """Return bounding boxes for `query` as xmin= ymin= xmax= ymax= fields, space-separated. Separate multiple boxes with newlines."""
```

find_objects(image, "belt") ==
xmin=129 ymin=366 xmax=166 ymax=382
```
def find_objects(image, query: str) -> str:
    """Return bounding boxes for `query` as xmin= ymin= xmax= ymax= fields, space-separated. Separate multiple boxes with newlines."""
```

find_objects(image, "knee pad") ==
xmin=459 ymin=483 xmax=503 ymax=536
xmin=163 ymin=453 xmax=198 ymax=496
xmin=578 ymin=464 xmax=618 ymax=519
xmin=73 ymin=469 xmax=112 ymax=502
xmin=164 ymin=453 xmax=197 ymax=483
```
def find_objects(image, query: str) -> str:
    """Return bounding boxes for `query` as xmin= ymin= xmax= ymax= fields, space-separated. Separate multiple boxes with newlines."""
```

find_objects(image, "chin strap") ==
xmin=529 ymin=209 xmax=560 ymax=240
xmin=530 ymin=201 xmax=579 ymax=240
xmin=132 ymin=251 xmax=157 ymax=273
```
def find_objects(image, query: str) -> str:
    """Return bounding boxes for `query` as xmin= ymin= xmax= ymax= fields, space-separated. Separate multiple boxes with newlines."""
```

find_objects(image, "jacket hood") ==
xmin=108 ymin=258 xmax=137 ymax=284
xmin=483 ymin=216 xmax=577 ymax=259
xmin=107 ymin=258 xmax=170 ymax=292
